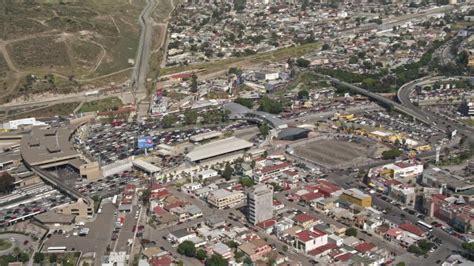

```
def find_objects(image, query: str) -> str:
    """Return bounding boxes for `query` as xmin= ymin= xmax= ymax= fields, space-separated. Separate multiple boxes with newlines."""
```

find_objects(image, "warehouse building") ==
xmin=185 ymin=137 xmax=253 ymax=164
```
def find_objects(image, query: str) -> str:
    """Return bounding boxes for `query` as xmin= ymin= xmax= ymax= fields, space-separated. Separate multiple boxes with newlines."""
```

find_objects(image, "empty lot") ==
xmin=293 ymin=136 xmax=386 ymax=169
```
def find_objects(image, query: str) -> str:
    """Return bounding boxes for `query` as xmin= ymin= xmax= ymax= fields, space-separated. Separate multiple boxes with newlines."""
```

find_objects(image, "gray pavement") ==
xmin=43 ymin=203 xmax=116 ymax=265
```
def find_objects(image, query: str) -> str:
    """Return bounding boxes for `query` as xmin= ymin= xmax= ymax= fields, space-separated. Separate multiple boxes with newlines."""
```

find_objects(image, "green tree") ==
xmin=382 ymin=149 xmax=402 ymax=160
xmin=34 ymin=252 xmax=45 ymax=263
xmin=396 ymin=263 xmax=406 ymax=266
xmin=141 ymin=188 xmax=151 ymax=205
xmin=298 ymin=89 xmax=309 ymax=99
xmin=258 ymin=96 xmax=283 ymax=114
xmin=184 ymin=110 xmax=198 ymax=125
xmin=282 ymin=245 xmax=288 ymax=252
xmin=296 ymin=58 xmax=310 ymax=68
xmin=259 ymin=123 xmax=270 ymax=137
xmin=243 ymin=257 xmax=252 ymax=265
xmin=322 ymin=43 xmax=330 ymax=50
xmin=349 ymin=56 xmax=358 ymax=64
xmin=270 ymin=182 xmax=282 ymax=191
xmin=408 ymin=244 xmax=423 ymax=255
xmin=226 ymin=240 xmax=239 ymax=249
xmin=161 ymin=114 xmax=178 ymax=128
xmin=196 ymin=249 xmax=207 ymax=261
xmin=18 ymin=252 xmax=29 ymax=263
xmin=190 ymin=73 xmax=198 ymax=93
xmin=205 ymin=254 xmax=228 ymax=266
xmin=0 ymin=172 xmax=15 ymax=193
xmin=240 ymin=177 xmax=255 ymax=187
xmin=222 ymin=162 xmax=233 ymax=181
xmin=177 ymin=241 xmax=196 ymax=257
xmin=49 ymin=254 xmax=58 ymax=263
xmin=345 ymin=227 xmax=358 ymax=237
xmin=234 ymin=98 xmax=253 ymax=109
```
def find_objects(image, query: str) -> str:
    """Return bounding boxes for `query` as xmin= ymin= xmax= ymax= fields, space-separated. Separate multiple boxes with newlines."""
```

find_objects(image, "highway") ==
xmin=320 ymin=74 xmax=432 ymax=125
xmin=397 ymin=75 xmax=474 ymax=137
xmin=131 ymin=0 xmax=157 ymax=100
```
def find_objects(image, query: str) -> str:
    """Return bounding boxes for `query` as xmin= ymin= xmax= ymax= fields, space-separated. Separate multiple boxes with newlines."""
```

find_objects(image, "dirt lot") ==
xmin=293 ymin=136 xmax=386 ymax=169
xmin=0 ymin=0 xmax=145 ymax=101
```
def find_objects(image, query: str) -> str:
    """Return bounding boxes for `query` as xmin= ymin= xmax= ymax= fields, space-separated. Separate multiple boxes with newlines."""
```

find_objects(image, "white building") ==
xmin=195 ymin=169 xmax=219 ymax=180
xmin=247 ymin=184 xmax=273 ymax=225
xmin=207 ymin=189 xmax=245 ymax=209
xmin=2 ymin=118 xmax=47 ymax=130
xmin=294 ymin=228 xmax=328 ymax=253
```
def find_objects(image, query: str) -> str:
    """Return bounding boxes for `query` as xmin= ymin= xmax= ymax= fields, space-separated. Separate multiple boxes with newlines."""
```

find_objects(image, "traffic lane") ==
xmin=219 ymin=208 xmax=312 ymax=266
xmin=145 ymin=191 xmax=310 ymax=266
xmin=144 ymin=219 xmax=205 ymax=266
xmin=273 ymin=193 xmax=405 ymax=256
xmin=372 ymin=196 xmax=463 ymax=251
xmin=43 ymin=203 xmax=115 ymax=265
xmin=115 ymin=206 xmax=138 ymax=252
xmin=330 ymin=172 xmax=465 ymax=250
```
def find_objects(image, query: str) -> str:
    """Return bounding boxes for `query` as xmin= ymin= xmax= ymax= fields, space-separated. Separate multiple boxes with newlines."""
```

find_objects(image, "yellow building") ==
xmin=336 ymin=113 xmax=355 ymax=121
xmin=368 ymin=130 xmax=402 ymax=143
xmin=340 ymin=188 xmax=372 ymax=208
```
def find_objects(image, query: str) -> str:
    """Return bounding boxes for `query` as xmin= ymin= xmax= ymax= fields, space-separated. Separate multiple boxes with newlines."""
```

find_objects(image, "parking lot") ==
xmin=43 ymin=203 xmax=116 ymax=264
xmin=76 ymin=121 xmax=244 ymax=165
xmin=359 ymin=110 xmax=443 ymax=143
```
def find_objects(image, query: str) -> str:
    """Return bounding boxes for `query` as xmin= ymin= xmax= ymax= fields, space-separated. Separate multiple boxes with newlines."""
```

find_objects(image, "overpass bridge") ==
xmin=322 ymin=75 xmax=432 ymax=125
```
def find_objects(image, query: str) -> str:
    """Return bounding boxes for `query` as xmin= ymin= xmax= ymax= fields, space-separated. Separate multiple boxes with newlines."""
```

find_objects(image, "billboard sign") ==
xmin=137 ymin=136 xmax=154 ymax=149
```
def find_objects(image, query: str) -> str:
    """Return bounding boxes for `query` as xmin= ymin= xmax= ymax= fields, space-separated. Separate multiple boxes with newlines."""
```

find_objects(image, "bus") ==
xmin=47 ymin=246 xmax=67 ymax=252
xmin=417 ymin=220 xmax=433 ymax=232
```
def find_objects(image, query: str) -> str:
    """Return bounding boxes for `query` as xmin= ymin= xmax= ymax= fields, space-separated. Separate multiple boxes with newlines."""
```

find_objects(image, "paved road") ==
xmin=43 ymin=203 xmax=116 ymax=265
xmin=330 ymin=170 xmax=465 ymax=264
xmin=397 ymin=75 xmax=474 ymax=137
xmin=322 ymin=74 xmax=432 ymax=125
xmin=273 ymin=192 xmax=406 ymax=257
xmin=145 ymin=186 xmax=311 ymax=265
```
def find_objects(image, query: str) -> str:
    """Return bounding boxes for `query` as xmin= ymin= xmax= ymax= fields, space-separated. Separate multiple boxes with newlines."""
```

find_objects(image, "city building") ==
xmin=56 ymin=198 xmax=94 ymax=218
xmin=238 ymin=238 xmax=272 ymax=261
xmin=340 ymin=188 xmax=372 ymax=208
xmin=293 ymin=228 xmax=328 ymax=253
xmin=254 ymin=162 xmax=293 ymax=182
xmin=247 ymin=184 xmax=273 ymax=225
xmin=207 ymin=189 xmax=245 ymax=209
xmin=185 ymin=137 xmax=253 ymax=164
xmin=1 ymin=118 xmax=47 ymax=130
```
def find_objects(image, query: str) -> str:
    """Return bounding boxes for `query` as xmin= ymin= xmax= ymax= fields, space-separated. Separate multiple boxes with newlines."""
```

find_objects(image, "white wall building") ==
xmin=2 ymin=118 xmax=47 ymax=130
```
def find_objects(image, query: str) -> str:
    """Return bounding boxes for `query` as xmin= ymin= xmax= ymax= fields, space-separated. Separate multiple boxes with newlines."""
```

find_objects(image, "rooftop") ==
xmin=186 ymin=136 xmax=253 ymax=162
xmin=21 ymin=126 xmax=80 ymax=167
xmin=399 ymin=223 xmax=425 ymax=237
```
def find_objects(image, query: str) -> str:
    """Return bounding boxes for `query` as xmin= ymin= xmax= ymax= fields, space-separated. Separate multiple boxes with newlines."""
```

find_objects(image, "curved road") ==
xmin=397 ymin=75 xmax=474 ymax=137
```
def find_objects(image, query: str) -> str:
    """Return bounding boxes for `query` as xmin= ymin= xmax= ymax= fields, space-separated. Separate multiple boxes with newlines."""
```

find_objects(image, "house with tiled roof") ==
xmin=308 ymin=242 xmax=338 ymax=259
xmin=293 ymin=228 xmax=328 ymax=253
xmin=239 ymin=238 xmax=272 ymax=261
xmin=399 ymin=223 xmax=426 ymax=239
xmin=354 ymin=242 xmax=376 ymax=254
xmin=293 ymin=213 xmax=320 ymax=229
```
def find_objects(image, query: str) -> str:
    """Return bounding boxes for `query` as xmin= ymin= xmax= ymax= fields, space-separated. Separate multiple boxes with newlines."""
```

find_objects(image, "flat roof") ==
xmin=133 ymin=159 xmax=161 ymax=173
xmin=186 ymin=137 xmax=253 ymax=162
xmin=190 ymin=131 xmax=222 ymax=142
xmin=209 ymin=188 xmax=243 ymax=199
xmin=21 ymin=126 xmax=80 ymax=166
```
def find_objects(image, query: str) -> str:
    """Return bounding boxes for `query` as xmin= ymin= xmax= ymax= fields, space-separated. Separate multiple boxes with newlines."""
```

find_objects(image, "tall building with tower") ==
xmin=247 ymin=184 xmax=273 ymax=225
